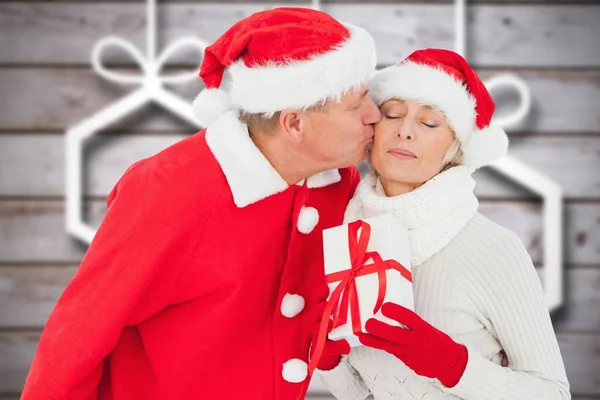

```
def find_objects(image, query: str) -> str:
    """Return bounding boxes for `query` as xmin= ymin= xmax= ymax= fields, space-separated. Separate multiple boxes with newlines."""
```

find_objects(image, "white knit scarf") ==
xmin=344 ymin=166 xmax=479 ymax=267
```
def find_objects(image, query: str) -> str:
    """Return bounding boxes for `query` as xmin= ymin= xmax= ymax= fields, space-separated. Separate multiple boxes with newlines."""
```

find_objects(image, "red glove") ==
xmin=358 ymin=303 xmax=468 ymax=388
xmin=311 ymin=302 xmax=351 ymax=371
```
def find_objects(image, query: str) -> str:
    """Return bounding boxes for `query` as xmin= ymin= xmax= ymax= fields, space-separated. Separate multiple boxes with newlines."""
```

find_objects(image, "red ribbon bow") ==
xmin=306 ymin=220 xmax=412 ymax=380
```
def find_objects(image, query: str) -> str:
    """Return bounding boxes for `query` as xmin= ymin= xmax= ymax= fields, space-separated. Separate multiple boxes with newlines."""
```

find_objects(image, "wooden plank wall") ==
xmin=1 ymin=1 xmax=599 ymax=398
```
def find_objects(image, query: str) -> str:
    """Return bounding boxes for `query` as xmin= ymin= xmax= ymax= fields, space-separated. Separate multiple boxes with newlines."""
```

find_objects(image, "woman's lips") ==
xmin=388 ymin=148 xmax=417 ymax=159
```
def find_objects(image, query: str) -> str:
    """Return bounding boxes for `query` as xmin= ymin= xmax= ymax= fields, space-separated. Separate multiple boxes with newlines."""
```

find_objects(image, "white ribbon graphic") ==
xmin=91 ymin=36 xmax=206 ymax=87
xmin=314 ymin=0 xmax=563 ymax=312
xmin=454 ymin=0 xmax=563 ymax=313
xmin=66 ymin=0 xmax=208 ymax=245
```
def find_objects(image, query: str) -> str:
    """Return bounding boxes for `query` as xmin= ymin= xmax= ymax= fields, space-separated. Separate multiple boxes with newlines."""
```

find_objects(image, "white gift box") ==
xmin=322 ymin=214 xmax=413 ymax=347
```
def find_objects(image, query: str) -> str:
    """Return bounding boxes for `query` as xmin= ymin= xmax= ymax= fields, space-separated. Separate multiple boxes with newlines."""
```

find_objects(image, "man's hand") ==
xmin=311 ymin=302 xmax=351 ymax=371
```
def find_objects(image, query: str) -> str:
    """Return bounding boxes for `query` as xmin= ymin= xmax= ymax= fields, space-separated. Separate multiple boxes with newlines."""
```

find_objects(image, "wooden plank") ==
xmin=0 ymin=133 xmax=187 ymax=198
xmin=0 ymin=134 xmax=184 ymax=196
xmin=478 ymin=70 xmax=600 ymax=135
xmin=0 ymin=331 xmax=598 ymax=395
xmin=1 ymin=265 xmax=598 ymax=331
xmin=552 ymin=268 xmax=600 ymax=333
xmin=1 ymin=3 xmax=599 ymax=67
xmin=0 ymin=68 xmax=203 ymax=133
xmin=1 ymin=68 xmax=599 ymax=134
xmin=559 ymin=333 xmax=600 ymax=396
xmin=0 ymin=331 xmax=39 ymax=395
xmin=2 ymin=134 xmax=600 ymax=199
xmin=0 ymin=266 xmax=78 ymax=329
xmin=0 ymin=199 xmax=598 ymax=264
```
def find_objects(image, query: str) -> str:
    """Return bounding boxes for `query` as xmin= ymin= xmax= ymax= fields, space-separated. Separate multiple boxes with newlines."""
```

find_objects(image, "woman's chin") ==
xmin=377 ymin=169 xmax=415 ymax=184
xmin=376 ymin=161 xmax=416 ymax=181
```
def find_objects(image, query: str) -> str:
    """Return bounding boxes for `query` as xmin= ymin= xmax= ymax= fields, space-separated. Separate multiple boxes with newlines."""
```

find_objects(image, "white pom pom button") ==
xmin=297 ymin=206 xmax=319 ymax=234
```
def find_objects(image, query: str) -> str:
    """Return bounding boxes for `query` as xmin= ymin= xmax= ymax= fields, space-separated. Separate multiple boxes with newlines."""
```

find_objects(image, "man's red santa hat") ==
xmin=369 ymin=48 xmax=508 ymax=169
xmin=193 ymin=7 xmax=376 ymax=126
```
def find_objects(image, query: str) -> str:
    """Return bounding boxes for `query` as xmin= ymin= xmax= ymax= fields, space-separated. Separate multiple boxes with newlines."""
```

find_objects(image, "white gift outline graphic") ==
xmin=310 ymin=0 xmax=565 ymax=312
xmin=65 ymin=0 xmax=207 ymax=244
xmin=65 ymin=0 xmax=564 ymax=312
xmin=455 ymin=0 xmax=564 ymax=313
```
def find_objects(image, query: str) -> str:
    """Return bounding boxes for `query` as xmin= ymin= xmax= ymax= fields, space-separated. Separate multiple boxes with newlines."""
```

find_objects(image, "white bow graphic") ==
xmin=65 ymin=0 xmax=208 ymax=244
xmin=312 ymin=0 xmax=563 ymax=313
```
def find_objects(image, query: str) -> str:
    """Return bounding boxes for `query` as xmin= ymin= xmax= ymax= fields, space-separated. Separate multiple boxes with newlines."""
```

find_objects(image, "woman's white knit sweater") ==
xmin=318 ymin=167 xmax=570 ymax=400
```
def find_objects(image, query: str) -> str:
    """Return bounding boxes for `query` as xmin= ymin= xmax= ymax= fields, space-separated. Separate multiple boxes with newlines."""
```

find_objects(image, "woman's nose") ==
xmin=397 ymin=120 xmax=415 ymax=140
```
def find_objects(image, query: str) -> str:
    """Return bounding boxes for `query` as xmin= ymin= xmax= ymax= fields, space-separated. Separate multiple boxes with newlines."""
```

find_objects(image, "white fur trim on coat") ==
xmin=369 ymin=62 xmax=476 ymax=141
xmin=297 ymin=206 xmax=319 ymax=234
xmin=282 ymin=358 xmax=308 ymax=383
xmin=280 ymin=293 xmax=305 ymax=318
xmin=229 ymin=24 xmax=376 ymax=114
xmin=205 ymin=112 xmax=342 ymax=208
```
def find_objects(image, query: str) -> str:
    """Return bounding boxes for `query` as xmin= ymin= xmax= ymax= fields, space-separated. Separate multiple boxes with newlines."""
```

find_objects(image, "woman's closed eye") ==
xmin=384 ymin=114 xmax=403 ymax=119
xmin=422 ymin=121 xmax=438 ymax=128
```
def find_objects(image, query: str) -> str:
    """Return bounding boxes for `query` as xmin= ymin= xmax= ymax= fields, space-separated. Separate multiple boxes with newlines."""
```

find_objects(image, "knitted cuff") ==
xmin=317 ymin=354 xmax=343 ymax=371
xmin=439 ymin=343 xmax=469 ymax=387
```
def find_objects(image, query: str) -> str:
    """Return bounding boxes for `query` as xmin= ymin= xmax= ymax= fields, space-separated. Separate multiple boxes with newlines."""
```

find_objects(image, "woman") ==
xmin=315 ymin=49 xmax=571 ymax=400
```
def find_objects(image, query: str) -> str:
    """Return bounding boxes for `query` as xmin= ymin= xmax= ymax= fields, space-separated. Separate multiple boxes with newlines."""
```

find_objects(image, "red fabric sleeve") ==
xmin=22 ymin=162 xmax=200 ymax=399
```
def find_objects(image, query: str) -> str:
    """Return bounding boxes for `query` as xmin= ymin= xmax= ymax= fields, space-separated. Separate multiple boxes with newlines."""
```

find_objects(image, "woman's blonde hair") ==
xmin=440 ymin=139 xmax=463 ymax=172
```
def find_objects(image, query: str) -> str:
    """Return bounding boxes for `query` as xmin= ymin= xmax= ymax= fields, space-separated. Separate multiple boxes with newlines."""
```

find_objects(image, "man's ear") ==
xmin=279 ymin=109 xmax=304 ymax=145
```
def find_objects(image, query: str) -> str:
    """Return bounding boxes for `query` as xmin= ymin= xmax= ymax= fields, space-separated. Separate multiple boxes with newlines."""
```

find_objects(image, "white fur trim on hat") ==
xmin=297 ymin=206 xmax=319 ymax=234
xmin=280 ymin=293 xmax=305 ymax=318
xmin=369 ymin=62 xmax=476 ymax=141
xmin=228 ymin=24 xmax=376 ymax=114
xmin=192 ymin=88 xmax=233 ymax=126
xmin=461 ymin=125 xmax=509 ymax=169
xmin=282 ymin=358 xmax=308 ymax=383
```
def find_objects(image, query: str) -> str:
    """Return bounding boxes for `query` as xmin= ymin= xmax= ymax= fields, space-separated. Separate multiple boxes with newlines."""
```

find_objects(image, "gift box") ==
xmin=322 ymin=214 xmax=413 ymax=347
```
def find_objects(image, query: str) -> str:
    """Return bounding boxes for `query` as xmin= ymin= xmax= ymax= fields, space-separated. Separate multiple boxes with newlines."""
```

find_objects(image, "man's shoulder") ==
xmin=110 ymin=130 xmax=228 ymax=211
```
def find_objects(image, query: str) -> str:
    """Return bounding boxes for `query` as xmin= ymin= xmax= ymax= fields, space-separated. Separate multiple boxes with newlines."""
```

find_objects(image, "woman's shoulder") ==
xmin=457 ymin=213 xmax=526 ymax=249
xmin=447 ymin=213 xmax=534 ymax=275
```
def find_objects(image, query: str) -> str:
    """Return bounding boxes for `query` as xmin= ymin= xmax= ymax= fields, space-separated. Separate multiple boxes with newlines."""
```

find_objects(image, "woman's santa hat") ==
xmin=193 ymin=7 xmax=376 ymax=126
xmin=369 ymin=48 xmax=508 ymax=169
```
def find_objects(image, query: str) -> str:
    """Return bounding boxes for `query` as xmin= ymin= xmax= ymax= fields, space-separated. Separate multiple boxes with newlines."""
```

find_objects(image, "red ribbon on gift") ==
xmin=306 ymin=220 xmax=412 ymax=382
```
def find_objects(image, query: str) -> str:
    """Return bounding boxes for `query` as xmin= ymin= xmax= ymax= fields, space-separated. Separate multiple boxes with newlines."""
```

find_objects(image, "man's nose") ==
xmin=362 ymin=97 xmax=382 ymax=125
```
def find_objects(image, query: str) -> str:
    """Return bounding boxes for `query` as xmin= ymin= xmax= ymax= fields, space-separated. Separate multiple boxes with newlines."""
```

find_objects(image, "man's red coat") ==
xmin=22 ymin=113 xmax=359 ymax=400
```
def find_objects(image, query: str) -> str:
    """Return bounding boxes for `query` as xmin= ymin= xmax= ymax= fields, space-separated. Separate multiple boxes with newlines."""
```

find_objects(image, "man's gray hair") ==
xmin=239 ymin=100 xmax=329 ymax=134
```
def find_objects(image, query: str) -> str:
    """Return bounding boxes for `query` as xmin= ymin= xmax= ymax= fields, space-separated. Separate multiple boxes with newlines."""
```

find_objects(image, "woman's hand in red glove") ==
xmin=358 ymin=302 xmax=468 ymax=388
xmin=311 ymin=302 xmax=351 ymax=371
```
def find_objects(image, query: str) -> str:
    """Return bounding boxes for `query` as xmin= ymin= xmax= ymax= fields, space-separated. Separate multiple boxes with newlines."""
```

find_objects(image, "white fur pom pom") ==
xmin=461 ymin=125 xmax=509 ymax=169
xmin=297 ymin=206 xmax=319 ymax=234
xmin=280 ymin=293 xmax=305 ymax=318
xmin=282 ymin=358 xmax=308 ymax=383
xmin=192 ymin=88 xmax=233 ymax=127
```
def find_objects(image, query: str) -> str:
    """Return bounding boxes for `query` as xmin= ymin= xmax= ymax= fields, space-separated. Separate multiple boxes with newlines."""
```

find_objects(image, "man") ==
xmin=22 ymin=7 xmax=380 ymax=400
